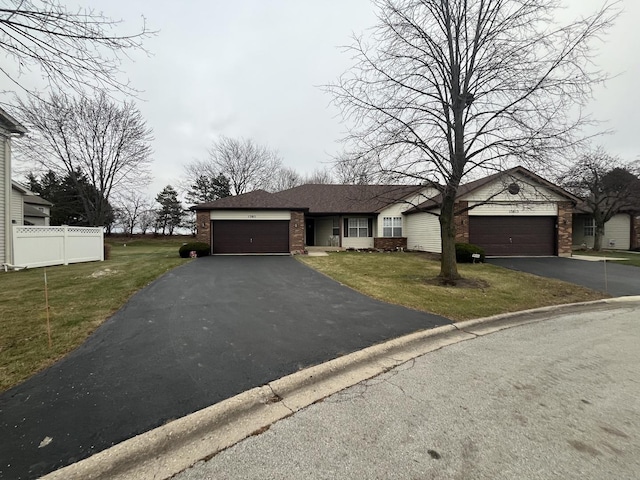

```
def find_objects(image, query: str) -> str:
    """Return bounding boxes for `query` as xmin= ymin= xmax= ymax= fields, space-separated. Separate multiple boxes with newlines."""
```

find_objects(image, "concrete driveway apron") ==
xmin=488 ymin=256 xmax=640 ymax=297
xmin=0 ymin=256 xmax=450 ymax=480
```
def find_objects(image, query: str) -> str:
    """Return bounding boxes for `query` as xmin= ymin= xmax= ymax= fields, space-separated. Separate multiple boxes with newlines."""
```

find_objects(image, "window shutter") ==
xmin=344 ymin=218 xmax=349 ymax=237
xmin=368 ymin=218 xmax=373 ymax=237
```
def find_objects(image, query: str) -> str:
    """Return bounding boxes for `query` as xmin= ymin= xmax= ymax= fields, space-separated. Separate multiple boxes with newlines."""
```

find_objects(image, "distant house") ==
xmin=573 ymin=208 xmax=639 ymax=251
xmin=11 ymin=181 xmax=53 ymax=226
xmin=1 ymin=107 xmax=27 ymax=265
xmin=193 ymin=166 xmax=578 ymax=257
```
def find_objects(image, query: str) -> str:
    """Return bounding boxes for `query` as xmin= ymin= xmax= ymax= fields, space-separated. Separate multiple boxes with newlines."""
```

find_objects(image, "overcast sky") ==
xmin=6 ymin=0 xmax=640 ymax=198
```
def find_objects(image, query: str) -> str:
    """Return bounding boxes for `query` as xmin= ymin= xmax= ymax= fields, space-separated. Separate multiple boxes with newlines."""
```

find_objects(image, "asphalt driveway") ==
xmin=0 ymin=256 xmax=449 ymax=480
xmin=488 ymin=257 xmax=640 ymax=297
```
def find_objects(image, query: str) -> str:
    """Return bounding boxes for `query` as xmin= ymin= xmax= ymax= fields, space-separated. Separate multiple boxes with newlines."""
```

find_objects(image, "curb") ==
xmin=42 ymin=296 xmax=640 ymax=480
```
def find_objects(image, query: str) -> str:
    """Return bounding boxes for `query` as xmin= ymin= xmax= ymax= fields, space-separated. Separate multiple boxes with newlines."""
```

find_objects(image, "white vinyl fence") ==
xmin=12 ymin=226 xmax=104 ymax=268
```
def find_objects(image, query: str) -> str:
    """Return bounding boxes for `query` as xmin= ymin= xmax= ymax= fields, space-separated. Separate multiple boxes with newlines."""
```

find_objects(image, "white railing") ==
xmin=11 ymin=226 xmax=104 ymax=268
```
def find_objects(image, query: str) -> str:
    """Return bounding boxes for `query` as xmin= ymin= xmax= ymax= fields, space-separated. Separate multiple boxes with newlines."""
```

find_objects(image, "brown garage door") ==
xmin=469 ymin=217 xmax=556 ymax=256
xmin=212 ymin=220 xmax=290 ymax=254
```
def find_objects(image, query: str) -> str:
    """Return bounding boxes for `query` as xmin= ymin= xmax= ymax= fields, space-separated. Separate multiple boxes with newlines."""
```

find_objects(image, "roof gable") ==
xmin=408 ymin=166 xmax=578 ymax=212
xmin=460 ymin=170 xmax=571 ymax=203
xmin=0 ymin=107 xmax=27 ymax=135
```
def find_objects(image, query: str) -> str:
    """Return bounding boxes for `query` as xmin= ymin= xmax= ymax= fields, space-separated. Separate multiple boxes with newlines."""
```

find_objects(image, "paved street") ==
xmin=0 ymin=256 xmax=448 ymax=480
xmin=175 ymin=301 xmax=640 ymax=480
xmin=488 ymin=257 xmax=640 ymax=297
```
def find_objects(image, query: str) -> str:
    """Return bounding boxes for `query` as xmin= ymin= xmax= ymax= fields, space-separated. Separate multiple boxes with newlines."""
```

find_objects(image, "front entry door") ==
xmin=306 ymin=219 xmax=315 ymax=246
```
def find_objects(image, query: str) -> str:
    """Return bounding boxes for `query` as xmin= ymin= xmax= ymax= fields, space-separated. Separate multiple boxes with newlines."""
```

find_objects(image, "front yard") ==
xmin=0 ymin=237 xmax=190 ymax=392
xmin=298 ymin=252 xmax=608 ymax=320
xmin=2 ymin=245 xmax=610 ymax=393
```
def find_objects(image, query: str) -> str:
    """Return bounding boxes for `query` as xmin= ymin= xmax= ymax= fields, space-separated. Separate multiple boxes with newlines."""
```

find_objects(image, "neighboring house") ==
xmin=1 ymin=107 xmax=27 ymax=265
xmin=404 ymin=167 xmax=578 ymax=256
xmin=573 ymin=210 xmax=639 ymax=251
xmin=193 ymin=166 xmax=579 ymax=257
xmin=11 ymin=181 xmax=53 ymax=226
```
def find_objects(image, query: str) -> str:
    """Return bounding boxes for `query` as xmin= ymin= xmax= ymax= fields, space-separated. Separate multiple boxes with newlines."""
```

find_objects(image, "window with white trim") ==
xmin=383 ymin=216 xmax=402 ymax=237
xmin=584 ymin=217 xmax=595 ymax=237
xmin=332 ymin=218 xmax=340 ymax=236
xmin=348 ymin=218 xmax=369 ymax=237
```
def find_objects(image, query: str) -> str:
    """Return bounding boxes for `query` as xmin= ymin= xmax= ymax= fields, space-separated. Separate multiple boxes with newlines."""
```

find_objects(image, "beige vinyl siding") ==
xmin=25 ymin=215 xmax=46 ymax=226
xmin=405 ymin=211 xmax=441 ymax=253
xmin=604 ymin=214 xmax=631 ymax=250
xmin=377 ymin=204 xmax=407 ymax=237
xmin=10 ymin=187 xmax=23 ymax=225
xmin=468 ymin=202 xmax=558 ymax=216
xmin=465 ymin=172 xmax=566 ymax=203
xmin=376 ymin=188 xmax=439 ymax=237
xmin=314 ymin=217 xmax=334 ymax=247
xmin=0 ymin=132 xmax=6 ymax=263
xmin=573 ymin=216 xmax=589 ymax=247
xmin=210 ymin=210 xmax=291 ymax=221
xmin=574 ymin=214 xmax=631 ymax=250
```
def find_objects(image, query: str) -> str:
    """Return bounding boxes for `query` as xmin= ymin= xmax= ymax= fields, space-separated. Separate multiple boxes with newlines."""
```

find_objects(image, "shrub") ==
xmin=178 ymin=242 xmax=211 ymax=258
xmin=455 ymin=243 xmax=485 ymax=263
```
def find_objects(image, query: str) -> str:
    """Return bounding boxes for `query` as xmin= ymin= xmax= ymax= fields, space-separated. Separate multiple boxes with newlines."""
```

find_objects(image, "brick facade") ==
xmin=195 ymin=211 xmax=210 ymax=245
xmin=452 ymin=200 xmax=574 ymax=256
xmin=632 ymin=214 xmax=640 ymax=250
xmin=374 ymin=237 xmax=408 ymax=250
xmin=557 ymin=201 xmax=573 ymax=257
xmin=290 ymin=211 xmax=305 ymax=253
xmin=454 ymin=201 xmax=469 ymax=243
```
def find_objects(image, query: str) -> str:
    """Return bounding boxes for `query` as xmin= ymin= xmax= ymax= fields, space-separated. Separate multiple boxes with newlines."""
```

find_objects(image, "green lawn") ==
xmin=1 ymin=244 xmax=613 ymax=394
xmin=0 ymin=237 xmax=190 ymax=392
xmin=299 ymin=252 xmax=608 ymax=321
xmin=575 ymin=250 xmax=640 ymax=267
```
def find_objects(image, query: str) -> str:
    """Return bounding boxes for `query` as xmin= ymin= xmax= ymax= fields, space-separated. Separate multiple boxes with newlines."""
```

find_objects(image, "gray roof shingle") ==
xmin=192 ymin=184 xmax=424 ymax=213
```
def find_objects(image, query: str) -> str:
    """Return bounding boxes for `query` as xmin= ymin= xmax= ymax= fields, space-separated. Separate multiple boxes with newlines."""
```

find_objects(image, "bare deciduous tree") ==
xmin=138 ymin=209 xmax=155 ymax=235
xmin=204 ymin=136 xmax=282 ymax=195
xmin=270 ymin=166 xmax=303 ymax=192
xmin=17 ymin=92 xmax=153 ymax=226
xmin=303 ymin=167 xmax=334 ymax=185
xmin=0 ymin=0 xmax=152 ymax=98
xmin=560 ymin=148 xmax=640 ymax=251
xmin=327 ymin=0 xmax=617 ymax=284
xmin=335 ymin=153 xmax=378 ymax=185
xmin=113 ymin=191 xmax=152 ymax=235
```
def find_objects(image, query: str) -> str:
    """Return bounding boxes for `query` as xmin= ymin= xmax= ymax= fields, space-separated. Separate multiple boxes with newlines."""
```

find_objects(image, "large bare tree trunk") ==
xmin=593 ymin=224 xmax=605 ymax=252
xmin=439 ymin=193 xmax=460 ymax=284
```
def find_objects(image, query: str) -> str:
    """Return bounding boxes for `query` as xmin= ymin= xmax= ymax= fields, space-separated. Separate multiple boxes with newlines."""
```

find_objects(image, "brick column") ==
xmin=631 ymin=214 xmax=640 ymax=250
xmin=557 ymin=202 xmax=573 ymax=257
xmin=454 ymin=201 xmax=469 ymax=243
xmin=195 ymin=210 xmax=210 ymax=245
xmin=290 ymin=211 xmax=305 ymax=253
xmin=374 ymin=237 xmax=408 ymax=250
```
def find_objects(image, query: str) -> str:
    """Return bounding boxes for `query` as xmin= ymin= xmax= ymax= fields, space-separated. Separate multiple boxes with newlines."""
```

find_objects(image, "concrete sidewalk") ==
xmin=44 ymin=297 xmax=640 ymax=480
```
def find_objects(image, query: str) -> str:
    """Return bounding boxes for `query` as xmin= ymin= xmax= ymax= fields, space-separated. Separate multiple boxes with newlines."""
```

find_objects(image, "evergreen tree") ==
xmin=154 ymin=185 xmax=184 ymax=235
xmin=28 ymin=169 xmax=114 ymax=226
xmin=185 ymin=174 xmax=231 ymax=204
